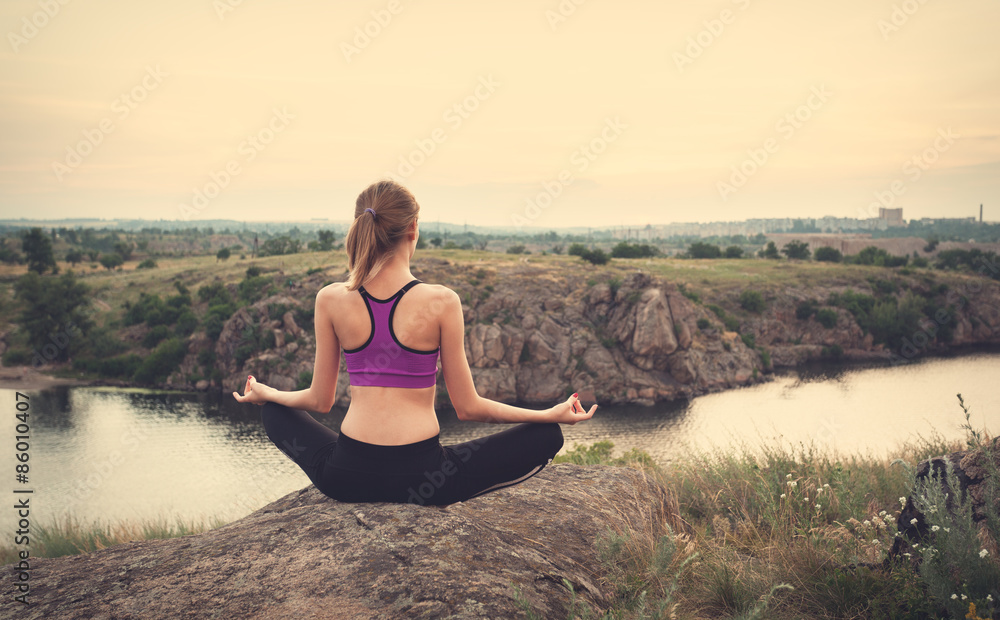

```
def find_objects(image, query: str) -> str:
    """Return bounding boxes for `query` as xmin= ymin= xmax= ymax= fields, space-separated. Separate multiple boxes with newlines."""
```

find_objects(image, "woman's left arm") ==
xmin=232 ymin=286 xmax=340 ymax=413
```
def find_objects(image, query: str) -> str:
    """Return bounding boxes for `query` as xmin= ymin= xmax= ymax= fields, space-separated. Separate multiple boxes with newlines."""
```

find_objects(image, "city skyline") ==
xmin=1 ymin=1 xmax=998 ymax=228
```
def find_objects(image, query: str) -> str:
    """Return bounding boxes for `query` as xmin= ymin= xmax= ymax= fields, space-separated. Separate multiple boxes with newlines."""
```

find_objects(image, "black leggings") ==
xmin=260 ymin=402 xmax=564 ymax=506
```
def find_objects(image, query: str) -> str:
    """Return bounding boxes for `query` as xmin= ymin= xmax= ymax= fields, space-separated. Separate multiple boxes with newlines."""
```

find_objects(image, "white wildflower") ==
xmin=944 ymin=527 xmax=950 ymax=533
xmin=863 ymin=520 xmax=871 ymax=527
xmin=910 ymin=518 xmax=918 ymax=526
xmin=816 ymin=504 xmax=822 ymax=510
xmin=823 ymin=483 xmax=830 ymax=489
xmin=980 ymin=549 xmax=990 ymax=558
xmin=786 ymin=473 xmax=792 ymax=479
xmin=961 ymin=594 xmax=967 ymax=601
xmin=787 ymin=480 xmax=797 ymax=488
xmin=879 ymin=510 xmax=886 ymax=517
xmin=780 ymin=493 xmax=786 ymax=499
xmin=931 ymin=525 xmax=940 ymax=532
xmin=899 ymin=496 xmax=907 ymax=508
xmin=988 ymin=594 xmax=994 ymax=602
xmin=951 ymin=594 xmax=958 ymax=600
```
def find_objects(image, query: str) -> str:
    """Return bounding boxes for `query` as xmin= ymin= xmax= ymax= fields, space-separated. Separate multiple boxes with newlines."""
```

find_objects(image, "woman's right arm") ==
xmin=438 ymin=288 xmax=596 ymax=425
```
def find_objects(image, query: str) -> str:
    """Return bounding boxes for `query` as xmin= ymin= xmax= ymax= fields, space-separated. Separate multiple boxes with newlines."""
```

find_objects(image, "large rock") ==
xmin=7 ymin=465 xmax=677 ymax=619
xmin=891 ymin=437 xmax=1000 ymax=558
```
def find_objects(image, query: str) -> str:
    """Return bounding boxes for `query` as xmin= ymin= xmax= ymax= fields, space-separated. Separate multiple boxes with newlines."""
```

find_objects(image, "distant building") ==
xmin=878 ymin=208 xmax=905 ymax=227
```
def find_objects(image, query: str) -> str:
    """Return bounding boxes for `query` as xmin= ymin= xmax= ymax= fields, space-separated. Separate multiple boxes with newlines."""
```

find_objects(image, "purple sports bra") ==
xmin=343 ymin=279 xmax=440 ymax=388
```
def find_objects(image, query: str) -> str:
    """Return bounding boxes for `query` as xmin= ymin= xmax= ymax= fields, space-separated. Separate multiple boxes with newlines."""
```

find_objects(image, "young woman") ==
xmin=233 ymin=180 xmax=597 ymax=506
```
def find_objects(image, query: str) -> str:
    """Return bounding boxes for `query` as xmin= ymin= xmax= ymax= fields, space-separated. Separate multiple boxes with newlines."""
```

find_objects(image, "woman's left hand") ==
xmin=232 ymin=374 xmax=271 ymax=405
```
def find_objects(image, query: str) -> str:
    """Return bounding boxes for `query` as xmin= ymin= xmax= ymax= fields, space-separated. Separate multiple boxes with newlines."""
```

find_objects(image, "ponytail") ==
xmin=344 ymin=180 xmax=419 ymax=290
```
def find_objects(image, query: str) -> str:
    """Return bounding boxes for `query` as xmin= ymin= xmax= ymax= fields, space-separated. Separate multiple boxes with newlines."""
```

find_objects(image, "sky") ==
xmin=0 ymin=0 xmax=998 ymax=229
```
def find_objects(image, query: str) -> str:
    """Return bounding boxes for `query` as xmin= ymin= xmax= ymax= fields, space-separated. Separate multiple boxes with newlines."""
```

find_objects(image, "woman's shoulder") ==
xmin=413 ymin=282 xmax=460 ymax=305
xmin=316 ymin=281 xmax=351 ymax=302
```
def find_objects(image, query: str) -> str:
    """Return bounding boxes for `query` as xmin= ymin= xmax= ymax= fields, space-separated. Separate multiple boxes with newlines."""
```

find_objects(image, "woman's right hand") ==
xmin=545 ymin=393 xmax=597 ymax=424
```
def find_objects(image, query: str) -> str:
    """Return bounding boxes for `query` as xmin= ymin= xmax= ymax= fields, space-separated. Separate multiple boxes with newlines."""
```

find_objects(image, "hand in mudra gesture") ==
xmin=545 ymin=393 xmax=597 ymax=425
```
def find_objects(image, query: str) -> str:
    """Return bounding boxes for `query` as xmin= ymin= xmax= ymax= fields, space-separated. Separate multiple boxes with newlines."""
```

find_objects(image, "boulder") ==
xmin=891 ymin=437 xmax=1000 ymax=558
xmin=5 ymin=465 xmax=676 ymax=620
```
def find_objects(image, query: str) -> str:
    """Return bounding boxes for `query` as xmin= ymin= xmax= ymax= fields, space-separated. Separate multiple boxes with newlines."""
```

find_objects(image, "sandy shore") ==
xmin=0 ymin=365 xmax=92 ymax=390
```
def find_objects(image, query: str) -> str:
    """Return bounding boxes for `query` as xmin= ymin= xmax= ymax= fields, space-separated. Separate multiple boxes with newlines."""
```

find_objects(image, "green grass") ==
xmin=0 ymin=514 xmax=225 ymax=565
xmin=533 ymin=397 xmax=998 ymax=619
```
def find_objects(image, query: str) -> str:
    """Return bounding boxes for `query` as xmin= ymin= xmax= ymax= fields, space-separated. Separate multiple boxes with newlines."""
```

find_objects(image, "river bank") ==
xmin=2 ymin=253 xmax=999 ymax=406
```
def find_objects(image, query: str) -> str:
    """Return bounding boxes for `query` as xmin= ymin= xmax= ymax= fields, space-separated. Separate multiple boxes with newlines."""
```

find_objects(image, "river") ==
xmin=2 ymin=350 xmax=998 ymax=534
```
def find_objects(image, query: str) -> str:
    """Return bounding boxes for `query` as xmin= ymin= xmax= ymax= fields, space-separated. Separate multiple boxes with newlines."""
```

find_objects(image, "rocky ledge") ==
xmin=5 ymin=464 xmax=678 ymax=619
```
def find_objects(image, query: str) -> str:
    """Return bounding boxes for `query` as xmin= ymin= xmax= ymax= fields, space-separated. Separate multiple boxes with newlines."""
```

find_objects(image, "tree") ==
xmin=316 ymin=230 xmax=336 ymax=251
xmin=781 ymin=240 xmax=811 ymax=260
xmin=813 ymin=247 xmax=842 ymax=263
xmin=21 ymin=227 xmax=57 ymax=274
xmin=430 ymin=237 xmax=442 ymax=248
xmin=579 ymin=248 xmax=609 ymax=265
xmin=687 ymin=241 xmax=722 ymax=259
xmin=99 ymin=253 xmax=124 ymax=271
xmin=12 ymin=270 xmax=92 ymax=362
xmin=739 ymin=290 xmax=766 ymax=313
xmin=216 ymin=248 xmax=231 ymax=261
xmin=113 ymin=240 xmax=133 ymax=261
xmin=760 ymin=241 xmax=780 ymax=259
xmin=65 ymin=249 xmax=85 ymax=265
xmin=724 ymin=246 xmax=744 ymax=259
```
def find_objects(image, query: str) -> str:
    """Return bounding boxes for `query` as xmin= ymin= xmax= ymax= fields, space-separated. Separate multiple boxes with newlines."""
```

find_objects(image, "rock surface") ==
xmin=5 ymin=464 xmax=677 ymax=619
xmin=891 ymin=437 xmax=1000 ymax=558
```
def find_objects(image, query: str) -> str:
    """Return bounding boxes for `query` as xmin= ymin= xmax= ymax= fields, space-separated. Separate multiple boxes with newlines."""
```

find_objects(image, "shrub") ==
xmin=724 ymin=246 xmax=744 ymax=259
xmin=579 ymin=248 xmax=610 ymax=265
xmin=175 ymin=311 xmax=198 ymax=336
xmin=506 ymin=244 xmax=526 ymax=255
xmin=813 ymin=246 xmax=842 ymax=263
xmin=132 ymin=338 xmax=187 ymax=384
xmin=796 ymin=300 xmax=817 ymax=320
xmin=723 ymin=316 xmax=740 ymax=332
xmin=611 ymin=242 xmax=658 ymax=258
xmin=136 ymin=258 xmax=157 ymax=269
xmin=815 ymin=308 xmax=838 ymax=329
xmin=781 ymin=240 xmax=811 ymax=260
xmin=740 ymin=333 xmax=756 ymax=349
xmin=687 ymin=242 xmax=721 ymax=259
xmin=738 ymin=290 xmax=766 ymax=313
xmin=142 ymin=325 xmax=171 ymax=348
xmin=567 ymin=243 xmax=587 ymax=256
xmin=697 ymin=318 xmax=710 ymax=330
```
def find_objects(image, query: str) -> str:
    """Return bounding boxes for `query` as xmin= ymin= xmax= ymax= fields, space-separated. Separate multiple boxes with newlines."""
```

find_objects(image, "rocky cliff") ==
xmin=177 ymin=258 xmax=1000 ymax=406
xmin=4 ymin=464 xmax=677 ymax=619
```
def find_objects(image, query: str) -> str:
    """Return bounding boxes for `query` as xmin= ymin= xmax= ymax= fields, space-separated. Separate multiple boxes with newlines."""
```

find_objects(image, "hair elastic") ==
xmin=364 ymin=207 xmax=376 ymax=219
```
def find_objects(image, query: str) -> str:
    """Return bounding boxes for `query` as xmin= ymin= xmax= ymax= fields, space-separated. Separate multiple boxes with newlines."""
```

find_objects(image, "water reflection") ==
xmin=2 ymin=351 xmax=998 ymax=535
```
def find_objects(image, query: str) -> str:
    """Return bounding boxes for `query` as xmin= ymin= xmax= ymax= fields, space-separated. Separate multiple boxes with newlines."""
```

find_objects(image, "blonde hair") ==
xmin=344 ymin=180 xmax=420 ymax=290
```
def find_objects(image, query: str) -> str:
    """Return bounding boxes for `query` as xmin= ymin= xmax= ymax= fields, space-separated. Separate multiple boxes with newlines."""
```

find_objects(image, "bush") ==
xmin=2 ymin=348 xmax=29 ymax=366
xmin=847 ymin=246 xmax=909 ymax=268
xmin=724 ymin=246 xmax=744 ymax=259
xmin=506 ymin=244 xmax=526 ymax=255
xmin=815 ymin=308 xmax=838 ymax=329
xmin=723 ymin=316 xmax=740 ymax=332
xmin=687 ymin=242 xmax=721 ymax=259
xmin=782 ymin=240 xmax=811 ymax=260
xmin=796 ymin=300 xmax=817 ymax=320
xmin=579 ymin=248 xmax=610 ymax=265
xmin=204 ymin=303 xmax=236 ymax=340
xmin=813 ymin=246 xmax=842 ymax=263
xmin=142 ymin=325 xmax=171 ymax=348
xmin=738 ymin=290 xmax=766 ymax=313
xmin=136 ymin=258 xmax=157 ymax=269
xmin=697 ymin=318 xmax=710 ymax=330
xmin=73 ymin=353 xmax=142 ymax=378
xmin=740 ymin=333 xmax=756 ymax=349
xmin=611 ymin=242 xmax=658 ymax=258
xmin=175 ymin=310 xmax=198 ymax=337
xmin=567 ymin=243 xmax=587 ymax=256
xmin=133 ymin=338 xmax=187 ymax=384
